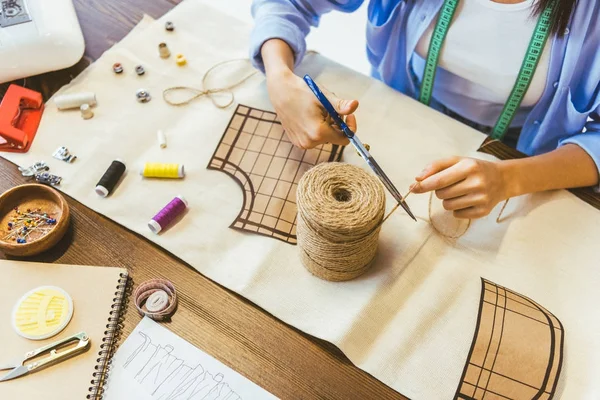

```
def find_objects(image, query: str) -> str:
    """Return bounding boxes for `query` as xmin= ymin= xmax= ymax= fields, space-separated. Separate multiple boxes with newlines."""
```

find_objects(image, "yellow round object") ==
xmin=12 ymin=286 xmax=73 ymax=340
xmin=175 ymin=54 xmax=187 ymax=66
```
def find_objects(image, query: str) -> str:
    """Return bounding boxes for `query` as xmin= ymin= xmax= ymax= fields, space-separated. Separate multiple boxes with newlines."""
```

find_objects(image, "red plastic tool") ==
xmin=0 ymin=84 xmax=44 ymax=153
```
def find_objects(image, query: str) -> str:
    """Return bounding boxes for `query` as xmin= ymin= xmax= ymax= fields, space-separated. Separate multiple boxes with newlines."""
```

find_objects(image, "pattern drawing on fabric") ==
xmin=455 ymin=279 xmax=564 ymax=400
xmin=208 ymin=105 xmax=344 ymax=244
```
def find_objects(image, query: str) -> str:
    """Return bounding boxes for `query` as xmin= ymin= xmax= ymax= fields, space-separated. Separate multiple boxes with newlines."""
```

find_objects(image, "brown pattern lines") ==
xmin=208 ymin=105 xmax=344 ymax=244
xmin=455 ymin=279 xmax=564 ymax=400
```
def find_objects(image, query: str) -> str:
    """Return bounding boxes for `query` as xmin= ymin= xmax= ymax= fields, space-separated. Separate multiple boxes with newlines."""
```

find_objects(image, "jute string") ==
xmin=296 ymin=163 xmax=386 ymax=281
xmin=163 ymin=58 xmax=258 ymax=108
xmin=297 ymin=142 xmax=511 ymax=281
xmin=162 ymin=52 xmax=319 ymax=109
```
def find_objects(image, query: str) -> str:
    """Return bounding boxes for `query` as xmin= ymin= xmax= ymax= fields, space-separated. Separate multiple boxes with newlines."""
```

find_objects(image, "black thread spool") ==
xmin=95 ymin=160 xmax=126 ymax=197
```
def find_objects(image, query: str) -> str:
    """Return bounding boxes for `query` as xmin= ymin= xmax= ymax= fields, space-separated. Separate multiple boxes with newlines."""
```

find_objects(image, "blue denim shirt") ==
xmin=250 ymin=0 xmax=600 ymax=181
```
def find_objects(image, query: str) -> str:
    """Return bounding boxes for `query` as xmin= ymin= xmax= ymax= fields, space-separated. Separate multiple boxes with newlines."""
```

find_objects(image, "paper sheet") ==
xmin=2 ymin=1 xmax=600 ymax=398
xmin=104 ymin=317 xmax=276 ymax=400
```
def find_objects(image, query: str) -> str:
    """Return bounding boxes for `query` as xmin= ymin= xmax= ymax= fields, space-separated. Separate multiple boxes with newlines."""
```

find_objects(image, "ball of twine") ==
xmin=296 ymin=162 xmax=386 ymax=281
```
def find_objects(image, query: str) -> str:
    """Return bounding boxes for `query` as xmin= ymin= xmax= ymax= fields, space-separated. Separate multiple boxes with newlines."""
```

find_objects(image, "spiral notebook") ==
xmin=0 ymin=260 xmax=128 ymax=399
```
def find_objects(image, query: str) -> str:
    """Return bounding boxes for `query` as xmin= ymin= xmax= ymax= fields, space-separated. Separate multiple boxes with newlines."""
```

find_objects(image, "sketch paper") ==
xmin=104 ymin=317 xmax=276 ymax=400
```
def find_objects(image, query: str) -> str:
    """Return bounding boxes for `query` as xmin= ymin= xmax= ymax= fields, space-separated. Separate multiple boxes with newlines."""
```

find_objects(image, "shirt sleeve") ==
xmin=558 ymin=107 xmax=600 ymax=192
xmin=250 ymin=0 xmax=365 ymax=72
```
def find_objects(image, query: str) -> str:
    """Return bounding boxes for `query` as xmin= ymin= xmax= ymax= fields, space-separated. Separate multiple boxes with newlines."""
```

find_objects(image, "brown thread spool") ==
xmin=296 ymin=163 xmax=386 ymax=281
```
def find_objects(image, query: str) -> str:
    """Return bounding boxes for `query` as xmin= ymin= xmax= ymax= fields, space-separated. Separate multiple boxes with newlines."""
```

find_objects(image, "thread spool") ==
xmin=175 ymin=54 xmax=187 ymax=66
xmin=133 ymin=279 xmax=177 ymax=320
xmin=141 ymin=163 xmax=184 ymax=179
xmin=54 ymin=92 xmax=97 ymax=110
xmin=95 ymin=160 xmax=126 ymax=197
xmin=158 ymin=42 xmax=171 ymax=58
xmin=148 ymin=195 xmax=188 ymax=234
xmin=296 ymin=163 xmax=386 ymax=281
xmin=80 ymin=103 xmax=94 ymax=120
xmin=157 ymin=130 xmax=167 ymax=149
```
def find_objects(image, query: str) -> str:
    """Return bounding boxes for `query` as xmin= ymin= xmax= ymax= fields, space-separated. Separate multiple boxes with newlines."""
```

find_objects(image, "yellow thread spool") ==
xmin=176 ymin=54 xmax=187 ymax=66
xmin=141 ymin=163 xmax=185 ymax=179
xmin=12 ymin=286 xmax=74 ymax=340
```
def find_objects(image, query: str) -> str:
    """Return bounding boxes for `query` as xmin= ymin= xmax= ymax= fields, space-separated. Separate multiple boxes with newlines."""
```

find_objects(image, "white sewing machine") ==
xmin=0 ymin=0 xmax=85 ymax=84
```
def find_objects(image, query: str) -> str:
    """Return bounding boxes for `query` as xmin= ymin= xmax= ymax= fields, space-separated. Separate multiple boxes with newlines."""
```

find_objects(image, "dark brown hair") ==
xmin=533 ymin=0 xmax=578 ymax=36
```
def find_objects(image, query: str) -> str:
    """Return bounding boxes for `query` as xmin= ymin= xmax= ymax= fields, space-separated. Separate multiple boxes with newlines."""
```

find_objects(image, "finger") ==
xmin=453 ymin=206 xmax=490 ymax=219
xmin=345 ymin=114 xmax=357 ymax=132
xmin=412 ymin=163 xmax=468 ymax=193
xmin=435 ymin=180 xmax=472 ymax=200
xmin=322 ymin=87 xmax=359 ymax=115
xmin=336 ymin=98 xmax=359 ymax=115
xmin=442 ymin=194 xmax=485 ymax=211
xmin=415 ymin=156 xmax=462 ymax=181
xmin=317 ymin=122 xmax=350 ymax=146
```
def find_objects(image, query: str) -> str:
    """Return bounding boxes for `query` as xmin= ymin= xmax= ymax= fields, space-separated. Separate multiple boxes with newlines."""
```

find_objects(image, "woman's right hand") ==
xmin=261 ymin=39 xmax=359 ymax=149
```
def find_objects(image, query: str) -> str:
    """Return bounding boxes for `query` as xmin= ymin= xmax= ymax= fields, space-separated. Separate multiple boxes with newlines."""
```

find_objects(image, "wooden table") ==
xmin=1 ymin=1 xmax=598 ymax=399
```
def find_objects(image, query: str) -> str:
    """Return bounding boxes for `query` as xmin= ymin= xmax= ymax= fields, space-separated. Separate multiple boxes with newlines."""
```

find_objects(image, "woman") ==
xmin=249 ymin=0 xmax=599 ymax=219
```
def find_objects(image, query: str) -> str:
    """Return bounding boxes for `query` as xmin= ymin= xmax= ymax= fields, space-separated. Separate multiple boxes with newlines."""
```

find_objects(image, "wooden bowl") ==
xmin=0 ymin=184 xmax=70 ymax=256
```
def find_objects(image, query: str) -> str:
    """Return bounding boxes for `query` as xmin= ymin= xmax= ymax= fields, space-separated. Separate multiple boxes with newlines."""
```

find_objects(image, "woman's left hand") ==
xmin=410 ymin=157 xmax=511 ymax=219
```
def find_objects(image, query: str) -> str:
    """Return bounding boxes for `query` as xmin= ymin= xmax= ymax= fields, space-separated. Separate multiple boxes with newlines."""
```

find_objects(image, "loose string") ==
xmin=381 ymin=139 xmax=510 ymax=239
xmin=162 ymin=51 xmax=320 ymax=109
xmin=163 ymin=58 xmax=258 ymax=108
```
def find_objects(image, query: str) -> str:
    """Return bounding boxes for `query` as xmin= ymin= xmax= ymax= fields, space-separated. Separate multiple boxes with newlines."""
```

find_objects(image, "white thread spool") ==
xmin=80 ymin=103 xmax=94 ymax=120
xmin=157 ymin=130 xmax=167 ymax=149
xmin=159 ymin=42 xmax=171 ymax=58
xmin=55 ymin=92 xmax=97 ymax=110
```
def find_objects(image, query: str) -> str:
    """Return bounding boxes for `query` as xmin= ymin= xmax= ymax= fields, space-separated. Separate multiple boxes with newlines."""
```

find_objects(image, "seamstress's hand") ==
xmin=410 ymin=157 xmax=510 ymax=219
xmin=266 ymin=69 xmax=358 ymax=149
xmin=261 ymin=39 xmax=358 ymax=149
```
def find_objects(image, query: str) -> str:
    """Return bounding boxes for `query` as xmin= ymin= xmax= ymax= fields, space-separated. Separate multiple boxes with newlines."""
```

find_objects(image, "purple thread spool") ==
xmin=148 ymin=195 xmax=188 ymax=234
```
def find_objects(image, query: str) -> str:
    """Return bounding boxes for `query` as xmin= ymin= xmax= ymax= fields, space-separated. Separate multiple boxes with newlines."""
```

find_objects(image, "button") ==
xmin=553 ymin=81 xmax=559 ymax=89
xmin=564 ymin=27 xmax=570 ymax=35
xmin=534 ymin=120 xmax=540 ymax=125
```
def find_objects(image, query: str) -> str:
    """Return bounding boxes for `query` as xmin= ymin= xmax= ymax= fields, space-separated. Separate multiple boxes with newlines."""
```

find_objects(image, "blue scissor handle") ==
xmin=303 ymin=75 xmax=355 ymax=139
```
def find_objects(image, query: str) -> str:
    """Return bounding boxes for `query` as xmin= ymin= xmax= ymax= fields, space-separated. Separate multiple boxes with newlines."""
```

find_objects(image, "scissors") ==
xmin=303 ymin=75 xmax=416 ymax=221
xmin=0 ymin=332 xmax=90 ymax=382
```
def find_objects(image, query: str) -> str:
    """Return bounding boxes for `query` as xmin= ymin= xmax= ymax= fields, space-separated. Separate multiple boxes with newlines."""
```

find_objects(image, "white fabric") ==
xmin=2 ymin=2 xmax=599 ymax=399
xmin=415 ymin=0 xmax=551 ymax=107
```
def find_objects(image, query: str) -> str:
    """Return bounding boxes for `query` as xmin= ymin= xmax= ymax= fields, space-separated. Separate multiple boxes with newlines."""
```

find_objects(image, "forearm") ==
xmin=261 ymin=39 xmax=295 ymax=77
xmin=501 ymin=144 xmax=599 ymax=197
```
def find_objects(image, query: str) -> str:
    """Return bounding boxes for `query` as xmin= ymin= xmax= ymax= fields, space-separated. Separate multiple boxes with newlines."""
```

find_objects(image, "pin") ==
xmin=80 ymin=104 xmax=94 ymax=120
xmin=165 ymin=21 xmax=175 ymax=31
xmin=3 ymin=208 xmax=57 ymax=244
xmin=136 ymin=89 xmax=152 ymax=103
xmin=135 ymin=65 xmax=146 ymax=76
xmin=113 ymin=63 xmax=124 ymax=74
xmin=18 ymin=161 xmax=49 ymax=177
xmin=35 ymin=172 xmax=62 ymax=186
xmin=159 ymin=43 xmax=171 ymax=58
xmin=175 ymin=54 xmax=187 ymax=66
xmin=53 ymin=146 xmax=77 ymax=163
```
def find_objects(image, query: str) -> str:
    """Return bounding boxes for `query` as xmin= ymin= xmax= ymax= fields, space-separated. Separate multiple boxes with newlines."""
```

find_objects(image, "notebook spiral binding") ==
xmin=87 ymin=271 xmax=130 ymax=399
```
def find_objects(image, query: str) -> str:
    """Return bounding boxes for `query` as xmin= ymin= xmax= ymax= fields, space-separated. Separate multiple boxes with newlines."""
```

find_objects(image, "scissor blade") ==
xmin=0 ymin=365 xmax=28 ymax=382
xmin=349 ymin=137 xmax=417 ymax=221
xmin=0 ymin=359 xmax=22 ymax=371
